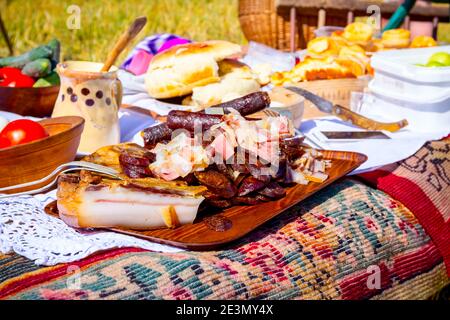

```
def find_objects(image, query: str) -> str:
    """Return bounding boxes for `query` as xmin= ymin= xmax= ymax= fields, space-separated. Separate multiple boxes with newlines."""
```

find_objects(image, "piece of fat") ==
xmin=57 ymin=177 xmax=205 ymax=230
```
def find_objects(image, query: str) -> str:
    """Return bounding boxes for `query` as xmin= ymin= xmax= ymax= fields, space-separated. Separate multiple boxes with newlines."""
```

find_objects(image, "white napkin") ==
xmin=301 ymin=116 xmax=448 ymax=174
xmin=0 ymin=191 xmax=182 ymax=266
xmin=241 ymin=41 xmax=296 ymax=72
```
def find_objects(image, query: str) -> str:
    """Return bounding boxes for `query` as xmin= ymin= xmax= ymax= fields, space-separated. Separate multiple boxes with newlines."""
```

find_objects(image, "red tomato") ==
xmin=0 ymin=119 xmax=48 ymax=147
xmin=0 ymin=67 xmax=35 ymax=88
xmin=0 ymin=136 xmax=11 ymax=149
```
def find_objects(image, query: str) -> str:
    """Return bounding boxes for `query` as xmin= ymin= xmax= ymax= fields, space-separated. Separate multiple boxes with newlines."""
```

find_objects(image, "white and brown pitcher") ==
xmin=52 ymin=61 xmax=122 ymax=153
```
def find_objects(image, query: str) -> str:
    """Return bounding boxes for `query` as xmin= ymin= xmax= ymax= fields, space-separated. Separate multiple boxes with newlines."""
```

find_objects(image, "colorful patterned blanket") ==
xmin=360 ymin=140 xmax=450 ymax=276
xmin=0 ymin=140 xmax=448 ymax=300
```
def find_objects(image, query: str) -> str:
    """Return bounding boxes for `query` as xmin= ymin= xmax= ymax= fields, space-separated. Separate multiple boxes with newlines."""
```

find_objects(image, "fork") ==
xmin=0 ymin=161 xmax=122 ymax=199
xmin=262 ymin=109 xmax=279 ymax=117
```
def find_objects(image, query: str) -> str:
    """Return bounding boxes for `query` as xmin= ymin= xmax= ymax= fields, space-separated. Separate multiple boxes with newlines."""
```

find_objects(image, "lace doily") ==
xmin=0 ymin=191 xmax=183 ymax=266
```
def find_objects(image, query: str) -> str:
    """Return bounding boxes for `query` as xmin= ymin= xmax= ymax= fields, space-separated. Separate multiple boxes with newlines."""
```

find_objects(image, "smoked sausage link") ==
xmin=167 ymin=110 xmax=222 ymax=132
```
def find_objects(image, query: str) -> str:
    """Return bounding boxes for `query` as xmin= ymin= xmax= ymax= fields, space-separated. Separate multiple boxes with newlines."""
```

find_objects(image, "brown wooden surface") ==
xmin=0 ymin=116 xmax=84 ymax=191
xmin=46 ymin=149 xmax=367 ymax=251
xmin=0 ymin=85 xmax=60 ymax=117
xmin=332 ymin=104 xmax=408 ymax=132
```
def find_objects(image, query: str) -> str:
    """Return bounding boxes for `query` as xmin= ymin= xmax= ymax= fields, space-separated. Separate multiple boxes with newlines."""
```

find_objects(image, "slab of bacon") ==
xmin=57 ymin=171 xmax=206 ymax=230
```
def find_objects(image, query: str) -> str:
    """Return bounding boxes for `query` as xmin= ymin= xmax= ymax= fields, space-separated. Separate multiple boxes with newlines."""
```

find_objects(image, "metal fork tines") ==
xmin=263 ymin=109 xmax=279 ymax=117
xmin=0 ymin=161 xmax=122 ymax=199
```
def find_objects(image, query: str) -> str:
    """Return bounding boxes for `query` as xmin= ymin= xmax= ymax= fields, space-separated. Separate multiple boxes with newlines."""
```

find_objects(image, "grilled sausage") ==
xmin=217 ymin=91 xmax=271 ymax=116
xmin=141 ymin=123 xmax=172 ymax=149
xmin=167 ymin=110 xmax=222 ymax=132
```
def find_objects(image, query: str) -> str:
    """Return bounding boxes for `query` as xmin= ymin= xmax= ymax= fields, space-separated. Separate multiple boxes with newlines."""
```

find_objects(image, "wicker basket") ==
xmin=238 ymin=0 xmax=354 ymax=51
xmin=238 ymin=0 xmax=288 ymax=51
xmin=293 ymin=77 xmax=370 ymax=119
xmin=238 ymin=0 xmax=449 ymax=51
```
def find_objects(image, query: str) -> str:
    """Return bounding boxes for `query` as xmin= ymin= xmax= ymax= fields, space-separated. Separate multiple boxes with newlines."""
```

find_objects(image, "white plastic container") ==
xmin=368 ymin=46 xmax=450 ymax=132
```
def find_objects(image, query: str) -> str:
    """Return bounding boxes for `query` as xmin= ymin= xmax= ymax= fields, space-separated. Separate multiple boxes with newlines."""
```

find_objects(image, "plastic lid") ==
xmin=371 ymin=45 xmax=450 ymax=84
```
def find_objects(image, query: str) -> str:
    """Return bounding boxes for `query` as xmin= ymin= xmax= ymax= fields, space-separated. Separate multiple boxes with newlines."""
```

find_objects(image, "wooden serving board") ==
xmin=46 ymin=150 xmax=366 ymax=251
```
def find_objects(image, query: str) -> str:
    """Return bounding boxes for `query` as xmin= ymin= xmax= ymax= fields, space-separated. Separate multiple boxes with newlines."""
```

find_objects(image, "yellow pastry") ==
xmin=342 ymin=22 xmax=374 ymax=44
xmin=366 ymin=39 xmax=385 ymax=52
xmin=307 ymin=37 xmax=340 ymax=58
xmin=382 ymin=29 xmax=411 ymax=48
xmin=410 ymin=35 xmax=437 ymax=48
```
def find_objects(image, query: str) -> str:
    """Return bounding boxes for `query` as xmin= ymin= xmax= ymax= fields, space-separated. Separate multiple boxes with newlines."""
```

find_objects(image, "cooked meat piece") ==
xmin=258 ymin=181 xmax=286 ymax=199
xmin=215 ymin=163 xmax=236 ymax=180
xmin=237 ymin=176 xmax=267 ymax=196
xmin=231 ymin=163 xmax=249 ymax=175
xmin=233 ymin=174 xmax=246 ymax=187
xmin=83 ymin=143 xmax=151 ymax=173
xmin=273 ymin=157 xmax=287 ymax=180
xmin=194 ymin=170 xmax=237 ymax=199
xmin=278 ymin=164 xmax=295 ymax=185
xmin=167 ymin=110 xmax=222 ymax=132
xmin=119 ymin=151 xmax=154 ymax=167
xmin=218 ymin=91 xmax=271 ymax=116
xmin=247 ymin=163 xmax=272 ymax=183
xmin=281 ymin=136 xmax=306 ymax=160
xmin=122 ymin=164 xmax=153 ymax=179
xmin=141 ymin=123 xmax=173 ymax=149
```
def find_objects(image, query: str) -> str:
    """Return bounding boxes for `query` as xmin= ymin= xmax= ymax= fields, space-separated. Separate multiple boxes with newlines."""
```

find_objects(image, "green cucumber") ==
xmin=22 ymin=58 xmax=52 ymax=78
xmin=33 ymin=72 xmax=60 ymax=88
xmin=33 ymin=78 xmax=51 ymax=88
xmin=47 ymin=39 xmax=61 ymax=67
xmin=0 ymin=45 xmax=53 ymax=69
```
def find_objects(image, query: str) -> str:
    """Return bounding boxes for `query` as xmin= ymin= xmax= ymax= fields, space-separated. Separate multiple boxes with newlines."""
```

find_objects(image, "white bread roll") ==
xmin=190 ymin=59 xmax=261 ymax=108
xmin=191 ymin=78 xmax=260 ymax=108
xmin=145 ymin=41 xmax=242 ymax=99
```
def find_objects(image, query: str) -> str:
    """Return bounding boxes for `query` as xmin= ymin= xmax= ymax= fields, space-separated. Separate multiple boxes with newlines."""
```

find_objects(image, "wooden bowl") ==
xmin=0 ymin=85 xmax=60 ymax=117
xmin=0 ymin=116 xmax=84 ymax=193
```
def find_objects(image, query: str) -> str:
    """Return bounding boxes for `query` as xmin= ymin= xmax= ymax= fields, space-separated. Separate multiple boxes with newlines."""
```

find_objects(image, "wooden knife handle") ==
xmin=101 ymin=16 xmax=147 ymax=72
xmin=333 ymin=105 xmax=408 ymax=132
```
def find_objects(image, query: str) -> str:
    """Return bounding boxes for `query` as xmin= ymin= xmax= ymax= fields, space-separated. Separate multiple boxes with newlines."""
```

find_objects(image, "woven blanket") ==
xmin=360 ymin=140 xmax=450 ymax=276
xmin=0 ymin=142 xmax=449 ymax=300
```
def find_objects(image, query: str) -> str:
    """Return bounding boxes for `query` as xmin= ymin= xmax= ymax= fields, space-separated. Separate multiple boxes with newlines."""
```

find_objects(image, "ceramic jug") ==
xmin=52 ymin=61 xmax=121 ymax=153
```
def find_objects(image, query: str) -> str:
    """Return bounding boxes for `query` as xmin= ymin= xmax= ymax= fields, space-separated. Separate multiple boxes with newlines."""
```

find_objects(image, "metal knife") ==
xmin=285 ymin=86 xmax=408 ymax=132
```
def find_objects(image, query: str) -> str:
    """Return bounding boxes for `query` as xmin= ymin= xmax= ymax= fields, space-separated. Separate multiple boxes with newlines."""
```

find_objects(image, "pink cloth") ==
xmin=127 ymin=50 xmax=154 ymax=75
xmin=121 ymin=34 xmax=191 ymax=75
xmin=157 ymin=38 xmax=191 ymax=54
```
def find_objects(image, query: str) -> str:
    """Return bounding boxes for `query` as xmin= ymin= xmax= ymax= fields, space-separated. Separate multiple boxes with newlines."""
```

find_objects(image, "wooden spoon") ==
xmin=101 ymin=16 xmax=147 ymax=72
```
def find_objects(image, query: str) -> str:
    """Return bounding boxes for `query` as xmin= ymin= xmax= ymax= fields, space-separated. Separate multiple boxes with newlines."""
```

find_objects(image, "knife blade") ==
xmin=285 ymin=86 xmax=408 ymax=132
xmin=285 ymin=86 xmax=333 ymax=114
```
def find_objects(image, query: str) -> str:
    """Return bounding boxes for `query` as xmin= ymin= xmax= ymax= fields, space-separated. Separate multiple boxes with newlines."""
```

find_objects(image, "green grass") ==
xmin=0 ymin=0 xmax=448 ymax=63
xmin=0 ymin=0 xmax=245 ymax=62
